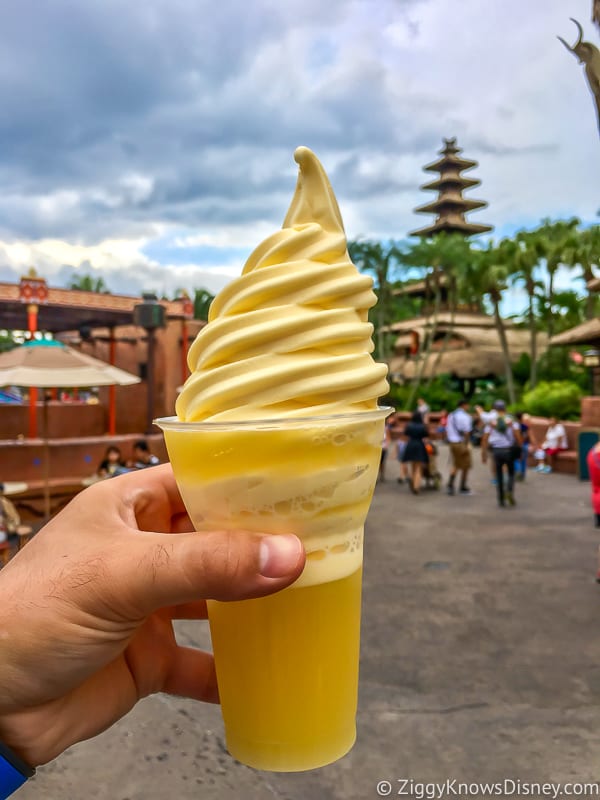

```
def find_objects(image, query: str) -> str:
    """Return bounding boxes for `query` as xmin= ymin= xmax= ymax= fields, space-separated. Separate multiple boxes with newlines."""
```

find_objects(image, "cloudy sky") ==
xmin=0 ymin=0 xmax=598 ymax=300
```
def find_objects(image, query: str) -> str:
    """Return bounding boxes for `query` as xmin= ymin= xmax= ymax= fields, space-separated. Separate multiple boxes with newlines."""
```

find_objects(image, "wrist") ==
xmin=0 ymin=740 xmax=34 ymax=798
xmin=0 ymin=714 xmax=60 ymax=769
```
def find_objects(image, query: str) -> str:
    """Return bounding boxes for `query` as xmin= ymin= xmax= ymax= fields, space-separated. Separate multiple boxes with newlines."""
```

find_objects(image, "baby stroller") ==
xmin=424 ymin=441 xmax=442 ymax=490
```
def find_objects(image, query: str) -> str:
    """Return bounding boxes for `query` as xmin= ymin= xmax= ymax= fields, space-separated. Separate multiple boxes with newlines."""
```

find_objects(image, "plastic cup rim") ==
xmin=154 ymin=406 xmax=393 ymax=431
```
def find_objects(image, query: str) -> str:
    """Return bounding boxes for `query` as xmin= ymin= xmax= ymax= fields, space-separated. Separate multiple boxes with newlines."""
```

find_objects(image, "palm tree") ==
xmin=347 ymin=239 xmax=403 ymax=361
xmin=477 ymin=241 xmax=517 ymax=405
xmin=512 ymin=232 xmax=544 ymax=388
xmin=193 ymin=288 xmax=215 ymax=321
xmin=566 ymin=224 xmax=600 ymax=319
xmin=530 ymin=218 xmax=580 ymax=339
xmin=399 ymin=233 xmax=475 ymax=397
xmin=69 ymin=274 xmax=109 ymax=293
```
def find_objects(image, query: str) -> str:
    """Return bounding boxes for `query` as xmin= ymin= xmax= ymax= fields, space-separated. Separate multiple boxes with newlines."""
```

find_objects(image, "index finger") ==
xmin=110 ymin=463 xmax=190 ymax=533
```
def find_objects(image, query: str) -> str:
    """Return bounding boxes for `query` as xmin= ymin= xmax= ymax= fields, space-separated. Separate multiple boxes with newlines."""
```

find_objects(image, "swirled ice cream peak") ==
xmin=176 ymin=147 xmax=389 ymax=422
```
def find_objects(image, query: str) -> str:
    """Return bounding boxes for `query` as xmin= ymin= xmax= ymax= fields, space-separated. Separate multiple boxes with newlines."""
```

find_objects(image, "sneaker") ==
xmin=506 ymin=491 xmax=516 ymax=506
xmin=459 ymin=487 xmax=473 ymax=496
xmin=490 ymin=478 xmax=497 ymax=485
xmin=397 ymin=478 xmax=404 ymax=484
xmin=542 ymin=466 xmax=552 ymax=474
xmin=534 ymin=465 xmax=544 ymax=472
xmin=446 ymin=485 xmax=455 ymax=496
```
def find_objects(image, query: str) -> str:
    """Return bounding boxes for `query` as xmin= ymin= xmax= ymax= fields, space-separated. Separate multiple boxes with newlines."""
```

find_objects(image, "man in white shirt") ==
xmin=536 ymin=417 xmax=568 ymax=473
xmin=446 ymin=398 xmax=473 ymax=495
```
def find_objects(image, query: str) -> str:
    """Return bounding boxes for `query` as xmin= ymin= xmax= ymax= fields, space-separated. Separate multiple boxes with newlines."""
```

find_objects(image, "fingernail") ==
xmin=259 ymin=534 xmax=302 ymax=578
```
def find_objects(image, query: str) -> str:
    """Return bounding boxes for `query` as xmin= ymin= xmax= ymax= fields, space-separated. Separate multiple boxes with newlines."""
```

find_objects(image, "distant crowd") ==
xmin=380 ymin=398 xmax=569 ymax=509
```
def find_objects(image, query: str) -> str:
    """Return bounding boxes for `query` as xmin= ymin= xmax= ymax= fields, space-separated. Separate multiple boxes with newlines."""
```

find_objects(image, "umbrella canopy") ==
xmin=0 ymin=340 xmax=140 ymax=521
xmin=0 ymin=340 xmax=140 ymax=388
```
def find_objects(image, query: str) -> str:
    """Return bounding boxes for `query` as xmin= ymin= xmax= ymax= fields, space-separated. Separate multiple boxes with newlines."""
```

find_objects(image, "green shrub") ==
xmin=471 ymin=378 xmax=510 ymax=411
xmin=385 ymin=374 xmax=462 ymax=412
xmin=521 ymin=380 xmax=583 ymax=420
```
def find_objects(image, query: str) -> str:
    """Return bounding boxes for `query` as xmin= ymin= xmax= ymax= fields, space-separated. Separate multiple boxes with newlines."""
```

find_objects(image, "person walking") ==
xmin=514 ymin=411 xmax=535 ymax=480
xmin=446 ymin=398 xmax=473 ymax=496
xmin=481 ymin=401 xmax=522 ymax=507
xmin=401 ymin=411 xmax=429 ymax=494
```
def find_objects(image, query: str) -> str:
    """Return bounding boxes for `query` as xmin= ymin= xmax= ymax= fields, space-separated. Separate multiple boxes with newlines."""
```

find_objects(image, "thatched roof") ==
xmin=389 ymin=328 xmax=545 ymax=380
xmin=392 ymin=273 xmax=448 ymax=297
xmin=385 ymin=311 xmax=515 ymax=334
xmin=393 ymin=334 xmax=414 ymax=349
xmin=391 ymin=350 xmax=508 ymax=380
xmin=550 ymin=318 xmax=600 ymax=347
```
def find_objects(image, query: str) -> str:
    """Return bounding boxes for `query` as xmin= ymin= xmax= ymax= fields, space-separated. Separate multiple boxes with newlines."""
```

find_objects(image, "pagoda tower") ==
xmin=409 ymin=137 xmax=492 ymax=238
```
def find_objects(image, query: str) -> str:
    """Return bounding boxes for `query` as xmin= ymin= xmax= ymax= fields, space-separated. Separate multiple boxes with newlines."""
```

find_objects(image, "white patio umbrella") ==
xmin=0 ymin=340 xmax=140 ymax=518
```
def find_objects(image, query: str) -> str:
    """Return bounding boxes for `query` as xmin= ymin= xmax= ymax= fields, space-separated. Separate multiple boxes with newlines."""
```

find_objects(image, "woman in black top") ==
xmin=401 ymin=411 xmax=429 ymax=494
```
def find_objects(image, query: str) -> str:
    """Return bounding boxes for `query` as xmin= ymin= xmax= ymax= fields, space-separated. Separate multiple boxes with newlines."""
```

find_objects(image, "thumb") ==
xmin=111 ymin=529 xmax=306 ymax=617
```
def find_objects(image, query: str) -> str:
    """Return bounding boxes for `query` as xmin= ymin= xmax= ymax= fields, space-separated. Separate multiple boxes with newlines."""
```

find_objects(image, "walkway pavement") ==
xmin=20 ymin=454 xmax=600 ymax=800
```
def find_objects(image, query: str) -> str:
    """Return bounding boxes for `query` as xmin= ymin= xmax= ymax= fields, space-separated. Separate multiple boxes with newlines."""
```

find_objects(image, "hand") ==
xmin=0 ymin=465 xmax=304 ymax=767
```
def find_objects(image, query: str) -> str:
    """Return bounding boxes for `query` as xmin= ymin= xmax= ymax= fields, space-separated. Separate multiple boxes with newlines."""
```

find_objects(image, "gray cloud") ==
xmin=0 ymin=0 xmax=596 ymax=256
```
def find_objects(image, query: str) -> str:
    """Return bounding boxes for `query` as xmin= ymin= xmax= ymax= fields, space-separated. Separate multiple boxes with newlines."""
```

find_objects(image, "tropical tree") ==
xmin=193 ymin=288 xmax=215 ymax=321
xmin=476 ymin=240 xmax=517 ymax=405
xmin=566 ymin=224 xmax=600 ymax=319
xmin=512 ymin=232 xmax=545 ymax=388
xmin=529 ymin=218 xmax=580 ymax=338
xmin=347 ymin=239 xmax=403 ymax=360
xmin=69 ymin=274 xmax=109 ymax=293
xmin=398 ymin=233 xmax=476 ymax=399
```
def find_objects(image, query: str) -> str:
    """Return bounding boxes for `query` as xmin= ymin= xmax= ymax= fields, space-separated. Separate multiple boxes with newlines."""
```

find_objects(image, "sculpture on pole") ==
xmin=558 ymin=18 xmax=600 ymax=133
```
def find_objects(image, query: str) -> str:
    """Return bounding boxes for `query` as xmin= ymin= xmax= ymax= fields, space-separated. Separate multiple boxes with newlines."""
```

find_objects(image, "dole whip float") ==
xmin=157 ymin=147 xmax=389 ymax=772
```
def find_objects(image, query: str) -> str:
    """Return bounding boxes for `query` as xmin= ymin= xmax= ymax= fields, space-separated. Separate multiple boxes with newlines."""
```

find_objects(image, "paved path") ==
xmin=20 ymin=455 xmax=600 ymax=800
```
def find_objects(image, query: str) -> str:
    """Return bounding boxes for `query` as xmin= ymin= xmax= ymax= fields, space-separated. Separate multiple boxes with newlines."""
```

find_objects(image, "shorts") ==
xmin=449 ymin=441 xmax=472 ymax=471
xmin=544 ymin=447 xmax=567 ymax=457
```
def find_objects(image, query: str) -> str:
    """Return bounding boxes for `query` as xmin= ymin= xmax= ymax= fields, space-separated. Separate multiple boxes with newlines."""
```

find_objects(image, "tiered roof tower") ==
xmin=410 ymin=137 xmax=492 ymax=238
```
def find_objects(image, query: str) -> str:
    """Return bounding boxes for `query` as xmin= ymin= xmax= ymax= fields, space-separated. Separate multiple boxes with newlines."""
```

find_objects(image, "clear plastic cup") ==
xmin=155 ymin=408 xmax=389 ymax=771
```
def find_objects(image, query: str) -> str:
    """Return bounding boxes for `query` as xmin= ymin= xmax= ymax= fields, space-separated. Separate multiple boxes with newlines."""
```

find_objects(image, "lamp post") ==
xmin=583 ymin=348 xmax=600 ymax=395
xmin=134 ymin=293 xmax=166 ymax=434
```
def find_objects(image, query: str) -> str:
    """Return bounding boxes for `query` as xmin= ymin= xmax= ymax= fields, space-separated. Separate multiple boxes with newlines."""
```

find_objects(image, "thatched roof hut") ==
xmin=550 ymin=318 xmax=600 ymax=347
xmin=387 ymin=312 xmax=545 ymax=381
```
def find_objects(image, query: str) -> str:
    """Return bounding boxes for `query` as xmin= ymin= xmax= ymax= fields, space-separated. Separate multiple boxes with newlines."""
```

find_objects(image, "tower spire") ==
xmin=409 ymin=137 xmax=493 ymax=238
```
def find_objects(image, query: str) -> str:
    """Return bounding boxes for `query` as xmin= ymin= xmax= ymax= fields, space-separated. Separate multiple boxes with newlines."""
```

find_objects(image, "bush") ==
xmin=521 ymin=380 xmax=583 ymax=420
xmin=384 ymin=374 xmax=462 ymax=412
xmin=471 ymin=378 xmax=510 ymax=411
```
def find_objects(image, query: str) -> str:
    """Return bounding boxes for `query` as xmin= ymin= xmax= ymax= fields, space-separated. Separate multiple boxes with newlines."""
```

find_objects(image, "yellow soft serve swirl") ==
xmin=176 ymin=146 xmax=389 ymax=422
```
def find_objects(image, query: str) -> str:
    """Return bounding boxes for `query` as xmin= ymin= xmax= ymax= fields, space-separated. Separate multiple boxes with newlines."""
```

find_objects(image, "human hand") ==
xmin=0 ymin=465 xmax=305 ymax=767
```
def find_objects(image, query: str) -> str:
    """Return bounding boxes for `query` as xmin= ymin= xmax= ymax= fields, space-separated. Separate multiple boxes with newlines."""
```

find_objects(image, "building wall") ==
xmin=78 ymin=318 xmax=204 ymax=434
xmin=0 ymin=318 xmax=205 ymax=439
